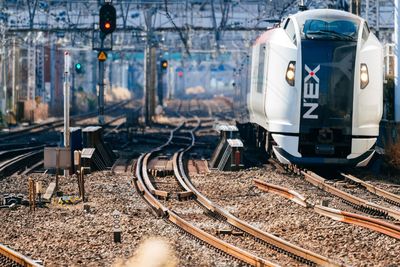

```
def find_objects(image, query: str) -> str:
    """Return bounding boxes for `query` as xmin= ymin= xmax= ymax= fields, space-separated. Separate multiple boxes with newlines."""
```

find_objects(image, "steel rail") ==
xmin=254 ymin=179 xmax=400 ymax=240
xmin=0 ymin=145 xmax=45 ymax=162
xmin=0 ymin=100 xmax=129 ymax=142
xmin=141 ymin=153 xmax=170 ymax=199
xmin=253 ymin=179 xmax=309 ymax=208
xmin=172 ymin=129 xmax=339 ymax=266
xmin=134 ymin=154 xmax=168 ymax=217
xmin=20 ymin=160 xmax=44 ymax=176
xmin=133 ymin=117 xmax=281 ymax=266
xmin=314 ymin=205 xmax=400 ymax=240
xmin=139 ymin=122 xmax=186 ymax=199
xmin=0 ymin=150 xmax=43 ymax=178
xmin=300 ymin=169 xmax=400 ymax=221
xmin=175 ymin=153 xmax=339 ymax=267
xmin=167 ymin=211 xmax=278 ymax=267
xmin=0 ymin=243 xmax=42 ymax=267
xmin=341 ymin=173 xmax=400 ymax=207
xmin=171 ymin=152 xmax=193 ymax=200
xmin=134 ymin=152 xmax=277 ymax=266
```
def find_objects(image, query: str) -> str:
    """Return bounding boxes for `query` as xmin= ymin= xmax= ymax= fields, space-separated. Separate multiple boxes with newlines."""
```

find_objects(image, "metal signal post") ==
xmin=97 ymin=2 xmax=116 ymax=125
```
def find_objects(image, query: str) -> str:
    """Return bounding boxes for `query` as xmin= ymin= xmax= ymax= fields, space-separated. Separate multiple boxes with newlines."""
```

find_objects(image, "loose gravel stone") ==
xmin=190 ymin=166 xmax=400 ymax=267
xmin=0 ymin=172 xmax=234 ymax=266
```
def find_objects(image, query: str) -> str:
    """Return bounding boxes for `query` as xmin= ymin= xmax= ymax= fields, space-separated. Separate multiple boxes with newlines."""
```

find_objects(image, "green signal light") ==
xmin=75 ymin=63 xmax=84 ymax=74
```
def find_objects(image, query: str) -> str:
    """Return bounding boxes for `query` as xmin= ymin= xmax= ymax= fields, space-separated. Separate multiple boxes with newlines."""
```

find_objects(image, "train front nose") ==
xmin=299 ymin=40 xmax=357 ymax=159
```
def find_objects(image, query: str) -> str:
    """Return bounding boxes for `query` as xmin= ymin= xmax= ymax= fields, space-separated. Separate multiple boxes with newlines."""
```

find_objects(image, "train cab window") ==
xmin=362 ymin=22 xmax=370 ymax=42
xmin=301 ymin=19 xmax=359 ymax=41
xmin=284 ymin=19 xmax=297 ymax=45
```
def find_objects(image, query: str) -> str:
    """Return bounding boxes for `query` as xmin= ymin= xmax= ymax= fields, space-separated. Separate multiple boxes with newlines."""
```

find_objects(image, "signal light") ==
xmin=161 ymin=60 xmax=168 ymax=70
xmin=75 ymin=63 xmax=83 ymax=74
xmin=99 ymin=4 xmax=116 ymax=34
xmin=178 ymin=71 xmax=183 ymax=77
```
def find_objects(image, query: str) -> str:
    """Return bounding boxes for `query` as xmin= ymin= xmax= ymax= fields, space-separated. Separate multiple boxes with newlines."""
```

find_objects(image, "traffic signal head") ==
xmin=75 ymin=63 xmax=83 ymax=74
xmin=161 ymin=60 xmax=168 ymax=70
xmin=99 ymin=4 xmax=116 ymax=34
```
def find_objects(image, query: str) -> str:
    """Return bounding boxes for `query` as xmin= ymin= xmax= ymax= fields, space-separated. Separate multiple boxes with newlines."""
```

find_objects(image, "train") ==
xmin=236 ymin=9 xmax=383 ymax=166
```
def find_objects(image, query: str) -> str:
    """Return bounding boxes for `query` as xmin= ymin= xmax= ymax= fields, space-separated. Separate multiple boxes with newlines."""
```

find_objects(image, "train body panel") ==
xmin=249 ymin=28 xmax=300 ymax=134
xmin=244 ymin=9 xmax=383 ymax=166
xmin=352 ymin=32 xmax=383 ymax=136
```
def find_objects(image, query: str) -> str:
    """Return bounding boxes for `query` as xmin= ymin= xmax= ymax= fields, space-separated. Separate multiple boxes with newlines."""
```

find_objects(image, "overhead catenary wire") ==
xmin=164 ymin=0 xmax=191 ymax=56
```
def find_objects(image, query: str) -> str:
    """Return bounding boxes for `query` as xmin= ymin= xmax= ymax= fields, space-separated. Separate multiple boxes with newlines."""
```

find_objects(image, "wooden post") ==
xmin=79 ymin=167 xmax=89 ymax=202
xmin=28 ymin=177 xmax=36 ymax=212
xmin=74 ymin=150 xmax=81 ymax=174
xmin=55 ymin=148 xmax=60 ymax=192
xmin=80 ymin=169 xmax=85 ymax=202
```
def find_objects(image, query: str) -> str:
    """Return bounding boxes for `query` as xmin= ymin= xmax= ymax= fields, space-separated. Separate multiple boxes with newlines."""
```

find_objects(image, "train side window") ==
xmin=362 ymin=22 xmax=370 ymax=42
xmin=284 ymin=19 xmax=297 ymax=46
xmin=257 ymin=45 xmax=265 ymax=93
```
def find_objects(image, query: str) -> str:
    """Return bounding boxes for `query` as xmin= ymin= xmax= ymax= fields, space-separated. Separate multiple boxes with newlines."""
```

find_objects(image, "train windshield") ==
xmin=297 ymin=14 xmax=360 ymax=42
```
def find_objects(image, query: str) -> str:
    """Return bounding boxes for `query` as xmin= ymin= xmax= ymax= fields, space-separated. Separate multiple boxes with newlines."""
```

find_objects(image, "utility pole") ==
xmin=144 ymin=44 xmax=156 ymax=125
xmin=144 ymin=8 xmax=157 ymax=125
xmin=395 ymin=0 xmax=400 ymax=122
xmin=0 ymin=24 xmax=6 ymax=119
xmin=64 ymin=51 xmax=71 ymax=151
xmin=50 ymin=41 xmax=56 ymax=113
xmin=12 ymin=37 xmax=16 ymax=115
xmin=350 ymin=0 xmax=361 ymax=15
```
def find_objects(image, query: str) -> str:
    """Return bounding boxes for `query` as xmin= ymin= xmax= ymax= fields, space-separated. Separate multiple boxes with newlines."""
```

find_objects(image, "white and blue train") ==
xmin=239 ymin=9 xmax=383 ymax=166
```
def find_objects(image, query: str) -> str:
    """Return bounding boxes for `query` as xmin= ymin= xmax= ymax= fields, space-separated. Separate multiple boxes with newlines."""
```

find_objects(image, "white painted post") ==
xmin=64 ymin=51 xmax=71 ymax=176
xmin=395 ymin=0 xmax=400 ymax=122
xmin=12 ymin=37 xmax=16 ymax=115
xmin=112 ymin=210 xmax=122 ymax=243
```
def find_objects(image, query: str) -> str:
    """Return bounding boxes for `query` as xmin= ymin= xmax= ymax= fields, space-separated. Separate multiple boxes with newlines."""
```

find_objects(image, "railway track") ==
xmin=260 ymin=159 xmax=400 ymax=238
xmin=133 ymin=118 xmax=340 ymax=266
xmin=0 ymin=100 xmax=129 ymax=143
xmin=0 ymin=104 xmax=135 ymax=178
xmin=253 ymin=179 xmax=400 ymax=240
xmin=0 ymin=150 xmax=43 ymax=179
xmin=340 ymin=173 xmax=400 ymax=208
xmin=0 ymin=243 xmax=42 ymax=267
xmin=294 ymin=167 xmax=400 ymax=221
xmin=133 ymin=121 xmax=277 ymax=266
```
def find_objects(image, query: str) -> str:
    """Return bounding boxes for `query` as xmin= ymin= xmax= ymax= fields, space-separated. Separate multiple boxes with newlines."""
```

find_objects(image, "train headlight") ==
xmin=285 ymin=61 xmax=296 ymax=86
xmin=360 ymin=64 xmax=369 ymax=89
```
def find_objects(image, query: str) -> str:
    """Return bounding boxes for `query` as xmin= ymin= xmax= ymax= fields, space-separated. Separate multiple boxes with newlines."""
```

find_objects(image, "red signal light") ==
xmin=178 ymin=71 xmax=183 ymax=77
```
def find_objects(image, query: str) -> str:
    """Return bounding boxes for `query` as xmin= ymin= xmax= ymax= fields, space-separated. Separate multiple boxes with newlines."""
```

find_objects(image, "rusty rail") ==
xmin=299 ymin=169 xmax=400 ymax=221
xmin=140 ymin=122 xmax=187 ymax=199
xmin=141 ymin=153 xmax=170 ymax=199
xmin=133 ymin=118 xmax=281 ymax=266
xmin=172 ymin=130 xmax=339 ymax=267
xmin=175 ymin=153 xmax=339 ymax=267
xmin=254 ymin=179 xmax=400 ymax=240
xmin=341 ymin=173 xmax=400 ymax=207
xmin=0 ymin=243 xmax=42 ymax=267
xmin=0 ymin=100 xmax=129 ymax=143
xmin=314 ymin=205 xmax=400 ymax=239
xmin=253 ymin=179 xmax=309 ymax=208
xmin=134 ymin=153 xmax=277 ymax=266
